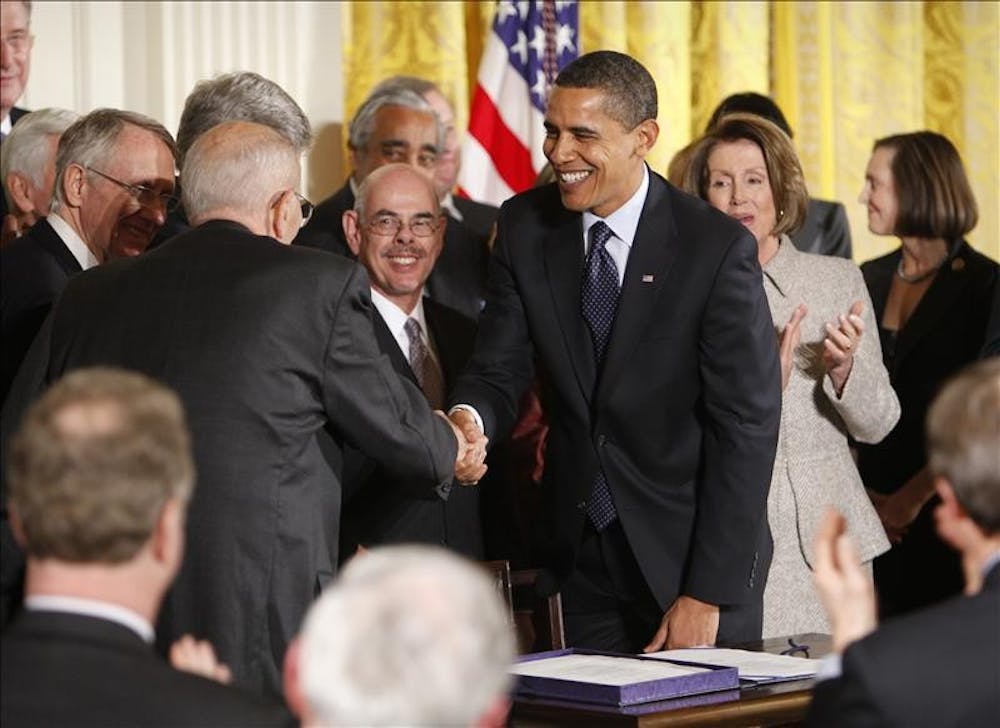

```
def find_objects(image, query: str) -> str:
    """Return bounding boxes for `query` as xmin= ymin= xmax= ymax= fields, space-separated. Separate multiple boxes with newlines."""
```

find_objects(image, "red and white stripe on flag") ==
xmin=458 ymin=0 xmax=579 ymax=207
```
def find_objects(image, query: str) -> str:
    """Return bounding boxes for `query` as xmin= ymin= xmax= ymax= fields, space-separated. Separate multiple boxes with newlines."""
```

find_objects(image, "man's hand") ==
xmin=779 ymin=304 xmax=807 ymax=391
xmin=823 ymin=300 xmax=865 ymax=397
xmin=872 ymin=467 xmax=933 ymax=544
xmin=169 ymin=634 xmax=233 ymax=684
xmin=643 ymin=595 xmax=720 ymax=652
xmin=812 ymin=508 xmax=876 ymax=653
xmin=437 ymin=409 xmax=487 ymax=485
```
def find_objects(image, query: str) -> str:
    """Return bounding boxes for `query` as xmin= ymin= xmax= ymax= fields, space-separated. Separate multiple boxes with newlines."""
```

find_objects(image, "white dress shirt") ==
xmin=25 ymin=594 xmax=155 ymax=643
xmin=48 ymin=212 xmax=100 ymax=270
xmin=369 ymin=288 xmax=442 ymax=370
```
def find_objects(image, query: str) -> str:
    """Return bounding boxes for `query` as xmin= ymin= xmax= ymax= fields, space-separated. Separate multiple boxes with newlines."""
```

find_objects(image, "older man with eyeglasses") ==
xmin=6 ymin=121 xmax=487 ymax=700
xmin=0 ymin=107 xmax=177 ymax=406
xmin=336 ymin=162 xmax=487 ymax=561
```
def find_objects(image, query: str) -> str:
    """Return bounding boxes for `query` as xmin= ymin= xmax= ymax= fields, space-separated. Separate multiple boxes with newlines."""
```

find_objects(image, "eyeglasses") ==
xmin=294 ymin=191 xmax=314 ymax=226
xmin=366 ymin=213 xmax=442 ymax=238
xmin=86 ymin=167 xmax=180 ymax=213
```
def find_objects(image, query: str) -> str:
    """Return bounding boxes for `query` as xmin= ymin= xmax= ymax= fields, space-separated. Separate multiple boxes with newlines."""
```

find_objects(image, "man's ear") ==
xmin=342 ymin=209 xmax=363 ymax=257
xmin=151 ymin=497 xmax=186 ymax=574
xmin=62 ymin=163 xmax=87 ymax=209
xmin=7 ymin=503 xmax=28 ymax=549
xmin=633 ymin=118 xmax=660 ymax=158
xmin=269 ymin=191 xmax=297 ymax=245
xmin=5 ymin=172 xmax=36 ymax=216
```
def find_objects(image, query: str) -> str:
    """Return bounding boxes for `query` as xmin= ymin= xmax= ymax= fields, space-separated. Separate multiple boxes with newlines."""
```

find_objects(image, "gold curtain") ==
xmin=345 ymin=1 xmax=998 ymax=263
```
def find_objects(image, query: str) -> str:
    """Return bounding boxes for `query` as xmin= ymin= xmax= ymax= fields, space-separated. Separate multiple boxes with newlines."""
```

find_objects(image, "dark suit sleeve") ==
xmin=448 ymin=216 xmax=535 ymax=439
xmin=687 ymin=229 xmax=781 ymax=605
xmin=319 ymin=264 xmax=458 ymax=487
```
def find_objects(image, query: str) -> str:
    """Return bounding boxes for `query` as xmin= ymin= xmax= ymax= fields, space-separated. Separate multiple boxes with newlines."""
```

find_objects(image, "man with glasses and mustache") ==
xmin=338 ymin=163 xmax=485 ymax=560
xmin=11 ymin=121 xmax=486 ymax=700
xmin=1 ymin=107 xmax=177 ymax=406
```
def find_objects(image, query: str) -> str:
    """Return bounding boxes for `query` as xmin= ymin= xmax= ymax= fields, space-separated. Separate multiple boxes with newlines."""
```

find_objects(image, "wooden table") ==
xmin=510 ymin=634 xmax=831 ymax=727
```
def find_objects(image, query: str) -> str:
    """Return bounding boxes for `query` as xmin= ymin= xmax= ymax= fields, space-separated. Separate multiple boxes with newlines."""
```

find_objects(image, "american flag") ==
xmin=458 ymin=0 xmax=579 ymax=207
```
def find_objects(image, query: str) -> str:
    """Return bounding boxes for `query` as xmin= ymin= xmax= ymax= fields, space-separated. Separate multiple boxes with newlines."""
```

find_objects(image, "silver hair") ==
xmin=1 ymin=107 xmax=79 ymax=211
xmin=371 ymin=74 xmax=441 ymax=99
xmin=300 ymin=545 xmax=516 ymax=726
xmin=181 ymin=121 xmax=298 ymax=224
xmin=348 ymin=87 xmax=443 ymax=153
xmin=50 ymin=108 xmax=177 ymax=212
xmin=175 ymin=71 xmax=312 ymax=168
xmin=927 ymin=358 xmax=1000 ymax=533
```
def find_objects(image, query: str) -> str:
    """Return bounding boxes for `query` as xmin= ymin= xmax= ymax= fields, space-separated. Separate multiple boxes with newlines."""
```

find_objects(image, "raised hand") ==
xmin=437 ymin=409 xmax=488 ymax=485
xmin=812 ymin=508 xmax=877 ymax=653
xmin=823 ymin=300 xmax=865 ymax=396
xmin=779 ymin=304 xmax=808 ymax=391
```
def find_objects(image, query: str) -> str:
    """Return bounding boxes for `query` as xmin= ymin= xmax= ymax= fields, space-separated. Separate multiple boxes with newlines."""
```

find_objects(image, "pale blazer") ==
xmin=763 ymin=237 xmax=898 ymax=564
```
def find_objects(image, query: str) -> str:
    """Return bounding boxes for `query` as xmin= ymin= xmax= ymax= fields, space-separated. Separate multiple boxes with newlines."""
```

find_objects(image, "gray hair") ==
xmin=348 ymin=87 xmax=443 ymax=153
xmin=175 ymin=71 xmax=312 ymax=169
xmin=554 ymin=50 xmax=657 ymax=130
xmin=51 ymin=108 xmax=177 ymax=212
xmin=927 ymin=358 xmax=1000 ymax=533
xmin=299 ymin=545 xmax=516 ymax=726
xmin=371 ymin=75 xmax=440 ymax=99
xmin=181 ymin=120 xmax=298 ymax=224
xmin=1 ymin=107 xmax=79 ymax=210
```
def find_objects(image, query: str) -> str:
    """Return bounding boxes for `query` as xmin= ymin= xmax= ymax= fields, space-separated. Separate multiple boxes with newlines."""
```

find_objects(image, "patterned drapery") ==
xmin=344 ymin=1 xmax=998 ymax=263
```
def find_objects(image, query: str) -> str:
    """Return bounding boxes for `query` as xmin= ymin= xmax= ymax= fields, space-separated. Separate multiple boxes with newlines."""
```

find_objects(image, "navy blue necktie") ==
xmin=581 ymin=220 xmax=620 ymax=530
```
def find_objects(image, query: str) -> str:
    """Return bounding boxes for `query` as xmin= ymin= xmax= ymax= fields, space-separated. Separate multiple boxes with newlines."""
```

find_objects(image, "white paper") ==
xmin=511 ymin=654 xmax=710 ymax=686
xmin=644 ymin=648 xmax=820 ymax=682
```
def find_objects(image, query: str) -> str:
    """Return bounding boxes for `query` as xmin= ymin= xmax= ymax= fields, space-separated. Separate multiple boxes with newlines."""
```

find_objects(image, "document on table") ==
xmin=644 ymin=648 xmax=821 ymax=683
xmin=510 ymin=654 xmax=711 ymax=686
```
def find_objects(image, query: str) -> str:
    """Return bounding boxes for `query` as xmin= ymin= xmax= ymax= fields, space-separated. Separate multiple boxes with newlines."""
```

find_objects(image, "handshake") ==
xmin=435 ymin=408 xmax=489 ymax=485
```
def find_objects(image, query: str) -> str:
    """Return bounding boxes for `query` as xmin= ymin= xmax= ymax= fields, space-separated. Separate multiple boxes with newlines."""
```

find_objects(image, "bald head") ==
xmin=354 ymin=162 xmax=439 ymax=221
xmin=181 ymin=120 xmax=299 ymax=229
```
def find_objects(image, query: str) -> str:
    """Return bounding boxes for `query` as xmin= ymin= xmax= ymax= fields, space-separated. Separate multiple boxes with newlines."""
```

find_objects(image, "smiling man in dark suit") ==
xmin=1 ymin=368 xmax=283 ymax=727
xmin=25 ymin=121 xmax=485 ymax=699
xmin=449 ymin=51 xmax=781 ymax=653
xmin=339 ymin=163 xmax=484 ymax=559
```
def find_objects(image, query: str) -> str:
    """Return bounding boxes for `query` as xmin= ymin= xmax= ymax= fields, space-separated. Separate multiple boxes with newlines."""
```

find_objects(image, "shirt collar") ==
xmin=982 ymin=549 xmax=1000 ymax=580
xmin=25 ymin=595 xmax=155 ymax=643
xmin=441 ymin=192 xmax=463 ymax=222
xmin=582 ymin=164 xmax=649 ymax=249
xmin=48 ymin=213 xmax=101 ymax=270
xmin=1 ymin=114 xmax=12 ymax=136
xmin=370 ymin=287 xmax=429 ymax=354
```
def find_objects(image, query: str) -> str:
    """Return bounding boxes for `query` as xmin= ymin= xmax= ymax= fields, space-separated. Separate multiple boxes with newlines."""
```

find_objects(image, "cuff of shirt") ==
xmin=447 ymin=404 xmax=484 ymax=434
xmin=814 ymin=653 xmax=842 ymax=683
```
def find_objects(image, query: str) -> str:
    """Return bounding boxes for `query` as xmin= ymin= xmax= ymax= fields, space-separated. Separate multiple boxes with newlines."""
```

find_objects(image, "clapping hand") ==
xmin=169 ymin=635 xmax=233 ymax=684
xmin=779 ymin=304 xmax=808 ymax=391
xmin=436 ymin=410 xmax=488 ymax=485
xmin=823 ymin=300 xmax=865 ymax=396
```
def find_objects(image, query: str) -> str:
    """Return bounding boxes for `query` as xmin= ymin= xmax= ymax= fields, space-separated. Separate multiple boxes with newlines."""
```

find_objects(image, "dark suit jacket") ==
xmin=32 ymin=220 xmax=458 ymax=698
xmin=789 ymin=198 xmax=853 ymax=259
xmin=807 ymin=563 xmax=1000 ymax=727
xmin=0 ymin=106 xmax=30 ymax=222
xmin=453 ymin=195 xmax=499 ymax=239
xmin=295 ymin=180 xmax=489 ymax=320
xmin=340 ymin=297 xmax=484 ymax=559
xmin=0 ymin=217 xmax=82 ymax=404
xmin=1 ymin=610 xmax=287 ymax=727
xmin=450 ymin=172 xmax=781 ymax=640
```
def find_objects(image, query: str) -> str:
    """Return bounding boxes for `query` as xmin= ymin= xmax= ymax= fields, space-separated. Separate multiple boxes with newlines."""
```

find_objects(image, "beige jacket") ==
xmin=763 ymin=237 xmax=898 ymax=564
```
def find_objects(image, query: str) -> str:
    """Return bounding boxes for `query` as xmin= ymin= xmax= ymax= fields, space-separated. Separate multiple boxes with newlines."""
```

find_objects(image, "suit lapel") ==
xmin=34 ymin=218 xmax=83 ymax=276
xmin=543 ymin=213 xmax=596 ymax=402
xmin=597 ymin=176 xmax=679 ymax=405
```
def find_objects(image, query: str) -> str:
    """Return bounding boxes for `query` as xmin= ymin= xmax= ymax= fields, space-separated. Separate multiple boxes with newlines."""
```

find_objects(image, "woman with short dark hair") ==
xmin=856 ymin=130 xmax=998 ymax=617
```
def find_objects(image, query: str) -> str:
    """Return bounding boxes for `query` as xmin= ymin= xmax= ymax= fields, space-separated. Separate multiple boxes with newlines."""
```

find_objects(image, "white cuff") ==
xmin=447 ymin=404 xmax=484 ymax=434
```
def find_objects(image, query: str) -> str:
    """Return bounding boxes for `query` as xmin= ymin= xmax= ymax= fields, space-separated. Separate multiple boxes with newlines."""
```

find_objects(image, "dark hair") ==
xmin=554 ymin=51 xmax=657 ymax=129
xmin=706 ymin=92 xmax=792 ymax=138
xmin=873 ymin=131 xmax=978 ymax=240
xmin=684 ymin=113 xmax=809 ymax=238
